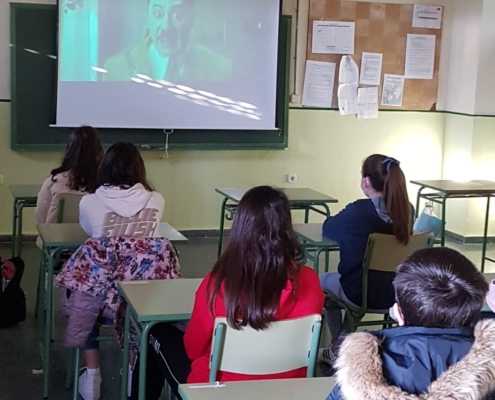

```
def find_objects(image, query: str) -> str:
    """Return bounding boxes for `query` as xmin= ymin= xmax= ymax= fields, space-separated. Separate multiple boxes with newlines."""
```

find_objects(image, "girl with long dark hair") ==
xmin=132 ymin=186 xmax=324 ymax=400
xmin=318 ymin=154 xmax=414 ymax=365
xmin=35 ymin=126 xmax=103 ymax=226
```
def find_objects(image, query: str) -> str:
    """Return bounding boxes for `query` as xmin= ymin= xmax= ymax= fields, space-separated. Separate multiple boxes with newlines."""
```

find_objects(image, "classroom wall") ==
xmin=0 ymin=0 xmax=494 ymax=240
xmin=0 ymin=102 xmax=444 ymax=235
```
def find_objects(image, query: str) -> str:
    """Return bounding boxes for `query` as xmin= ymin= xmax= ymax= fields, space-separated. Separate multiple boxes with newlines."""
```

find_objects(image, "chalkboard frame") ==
xmin=10 ymin=3 xmax=291 ymax=151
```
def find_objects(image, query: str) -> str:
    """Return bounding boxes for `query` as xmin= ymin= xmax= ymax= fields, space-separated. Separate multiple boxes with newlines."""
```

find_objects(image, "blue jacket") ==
xmin=322 ymin=199 xmax=396 ymax=309
xmin=328 ymin=321 xmax=495 ymax=400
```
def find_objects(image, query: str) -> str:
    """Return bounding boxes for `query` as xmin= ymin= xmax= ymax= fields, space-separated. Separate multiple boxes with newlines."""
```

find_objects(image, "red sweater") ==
xmin=183 ymin=266 xmax=324 ymax=383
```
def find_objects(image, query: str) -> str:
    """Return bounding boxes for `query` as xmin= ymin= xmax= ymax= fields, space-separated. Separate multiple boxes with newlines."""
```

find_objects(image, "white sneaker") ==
xmin=78 ymin=367 xmax=102 ymax=400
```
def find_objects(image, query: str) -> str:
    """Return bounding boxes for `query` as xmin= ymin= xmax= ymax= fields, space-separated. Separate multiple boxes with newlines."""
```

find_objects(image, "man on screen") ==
xmin=103 ymin=0 xmax=231 ymax=82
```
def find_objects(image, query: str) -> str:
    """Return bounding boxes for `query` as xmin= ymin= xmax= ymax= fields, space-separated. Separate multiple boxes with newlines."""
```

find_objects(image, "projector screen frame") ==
xmin=10 ymin=3 xmax=291 ymax=152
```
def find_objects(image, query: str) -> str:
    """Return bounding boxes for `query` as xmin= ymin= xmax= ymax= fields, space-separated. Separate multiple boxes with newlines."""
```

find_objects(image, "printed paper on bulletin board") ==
xmin=307 ymin=0 xmax=442 ymax=111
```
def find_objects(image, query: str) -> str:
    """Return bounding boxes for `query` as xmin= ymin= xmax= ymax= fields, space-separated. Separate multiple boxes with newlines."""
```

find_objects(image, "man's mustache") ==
xmin=157 ymin=28 xmax=178 ymax=42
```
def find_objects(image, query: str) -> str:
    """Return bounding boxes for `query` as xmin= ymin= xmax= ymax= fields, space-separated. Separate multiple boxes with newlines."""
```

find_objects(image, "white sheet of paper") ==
xmin=359 ymin=52 xmax=383 ymax=86
xmin=338 ymin=83 xmax=358 ymax=115
xmin=312 ymin=21 xmax=355 ymax=54
xmin=413 ymin=5 xmax=443 ymax=29
xmin=302 ymin=60 xmax=336 ymax=108
xmin=405 ymin=34 xmax=436 ymax=80
xmin=381 ymin=74 xmax=405 ymax=107
xmin=358 ymin=87 xmax=379 ymax=119
xmin=339 ymin=55 xmax=359 ymax=85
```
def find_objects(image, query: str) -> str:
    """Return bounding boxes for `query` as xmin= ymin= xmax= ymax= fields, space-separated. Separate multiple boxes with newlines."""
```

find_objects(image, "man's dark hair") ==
xmin=395 ymin=247 xmax=488 ymax=328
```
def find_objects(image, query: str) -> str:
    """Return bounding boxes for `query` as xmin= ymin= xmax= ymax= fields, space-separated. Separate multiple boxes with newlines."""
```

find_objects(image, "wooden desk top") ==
xmin=179 ymin=377 xmax=336 ymax=400
xmin=37 ymin=222 xmax=188 ymax=247
xmin=216 ymin=188 xmax=338 ymax=204
xmin=293 ymin=223 xmax=339 ymax=248
xmin=411 ymin=180 xmax=495 ymax=195
xmin=9 ymin=184 xmax=41 ymax=201
xmin=119 ymin=278 xmax=202 ymax=322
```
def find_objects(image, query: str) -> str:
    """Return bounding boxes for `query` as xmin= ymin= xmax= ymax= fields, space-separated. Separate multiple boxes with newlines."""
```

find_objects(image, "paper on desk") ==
xmin=339 ymin=55 xmax=359 ymax=85
xmin=405 ymin=34 xmax=436 ymax=80
xmin=359 ymin=52 xmax=383 ymax=86
xmin=358 ymin=87 xmax=379 ymax=119
xmin=302 ymin=60 xmax=336 ymax=108
xmin=381 ymin=74 xmax=405 ymax=107
xmin=413 ymin=5 xmax=443 ymax=29
xmin=312 ymin=21 xmax=355 ymax=54
xmin=338 ymin=83 xmax=358 ymax=115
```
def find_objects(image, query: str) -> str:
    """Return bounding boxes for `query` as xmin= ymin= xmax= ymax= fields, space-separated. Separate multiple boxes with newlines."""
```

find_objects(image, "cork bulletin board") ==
xmin=307 ymin=0 xmax=443 ymax=110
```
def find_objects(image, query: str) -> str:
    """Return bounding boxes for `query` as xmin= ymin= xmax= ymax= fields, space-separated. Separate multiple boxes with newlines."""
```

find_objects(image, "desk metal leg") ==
xmin=441 ymin=197 xmax=447 ymax=247
xmin=16 ymin=201 xmax=25 ymax=258
xmin=121 ymin=306 xmax=132 ymax=400
xmin=321 ymin=203 xmax=331 ymax=218
xmin=304 ymin=207 xmax=310 ymax=223
xmin=138 ymin=322 xmax=158 ymax=400
xmin=415 ymin=187 xmax=425 ymax=219
xmin=481 ymin=196 xmax=491 ymax=273
xmin=314 ymin=248 xmax=324 ymax=274
xmin=217 ymin=197 xmax=228 ymax=258
xmin=11 ymin=200 xmax=19 ymax=258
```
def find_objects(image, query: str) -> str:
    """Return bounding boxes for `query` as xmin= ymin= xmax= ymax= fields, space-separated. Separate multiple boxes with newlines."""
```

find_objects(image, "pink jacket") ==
xmin=56 ymin=236 xmax=181 ymax=348
xmin=35 ymin=172 xmax=87 ymax=225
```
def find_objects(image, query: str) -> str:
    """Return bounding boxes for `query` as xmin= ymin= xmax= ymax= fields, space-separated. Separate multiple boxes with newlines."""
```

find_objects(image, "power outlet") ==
xmin=287 ymin=174 xmax=298 ymax=184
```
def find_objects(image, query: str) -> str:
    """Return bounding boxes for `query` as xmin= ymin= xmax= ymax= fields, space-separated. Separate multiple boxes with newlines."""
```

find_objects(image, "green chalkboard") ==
xmin=10 ymin=3 xmax=291 ymax=151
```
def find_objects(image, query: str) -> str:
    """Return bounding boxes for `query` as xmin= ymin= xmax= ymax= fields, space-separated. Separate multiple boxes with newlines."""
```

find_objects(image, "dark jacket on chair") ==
xmin=327 ymin=320 xmax=495 ymax=400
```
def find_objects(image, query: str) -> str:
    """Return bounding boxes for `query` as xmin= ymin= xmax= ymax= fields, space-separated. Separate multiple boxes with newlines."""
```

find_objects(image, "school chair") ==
xmin=209 ymin=314 xmax=322 ymax=382
xmin=57 ymin=193 xmax=84 ymax=223
xmin=324 ymin=231 xmax=435 ymax=332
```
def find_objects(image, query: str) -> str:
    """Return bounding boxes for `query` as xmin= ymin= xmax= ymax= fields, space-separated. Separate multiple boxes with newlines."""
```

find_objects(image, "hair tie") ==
xmin=383 ymin=157 xmax=400 ymax=172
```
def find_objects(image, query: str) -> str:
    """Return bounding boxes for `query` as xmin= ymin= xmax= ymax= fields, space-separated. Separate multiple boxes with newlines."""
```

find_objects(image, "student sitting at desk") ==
xmin=35 ymin=126 xmax=103 ymax=231
xmin=131 ymin=186 xmax=324 ymax=400
xmin=79 ymin=141 xmax=165 ymax=238
xmin=319 ymin=154 xmax=414 ymax=365
xmin=76 ymin=142 xmax=164 ymax=400
xmin=327 ymin=248 xmax=495 ymax=400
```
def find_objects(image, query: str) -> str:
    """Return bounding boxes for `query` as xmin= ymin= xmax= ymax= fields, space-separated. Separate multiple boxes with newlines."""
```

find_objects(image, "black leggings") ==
xmin=130 ymin=323 xmax=192 ymax=400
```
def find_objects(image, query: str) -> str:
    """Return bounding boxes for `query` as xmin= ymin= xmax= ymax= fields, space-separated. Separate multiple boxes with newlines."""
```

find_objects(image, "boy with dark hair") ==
xmin=328 ymin=247 xmax=495 ymax=400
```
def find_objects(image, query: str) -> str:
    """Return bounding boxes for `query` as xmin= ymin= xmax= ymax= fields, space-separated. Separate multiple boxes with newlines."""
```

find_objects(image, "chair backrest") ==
xmin=209 ymin=314 xmax=321 ymax=382
xmin=57 ymin=193 xmax=84 ymax=223
xmin=363 ymin=231 xmax=435 ymax=273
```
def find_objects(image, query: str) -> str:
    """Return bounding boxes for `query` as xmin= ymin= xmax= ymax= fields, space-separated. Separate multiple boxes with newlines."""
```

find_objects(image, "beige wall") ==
xmin=0 ymin=102 xmax=445 ymax=235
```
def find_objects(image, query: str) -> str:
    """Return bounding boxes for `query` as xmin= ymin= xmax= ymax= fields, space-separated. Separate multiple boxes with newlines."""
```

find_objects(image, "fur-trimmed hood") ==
xmin=334 ymin=319 xmax=495 ymax=400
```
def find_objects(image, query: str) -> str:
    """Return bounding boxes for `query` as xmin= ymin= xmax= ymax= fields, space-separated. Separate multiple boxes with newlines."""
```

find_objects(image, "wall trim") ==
xmin=288 ymin=106 xmax=495 ymax=118
xmin=445 ymin=230 xmax=495 ymax=244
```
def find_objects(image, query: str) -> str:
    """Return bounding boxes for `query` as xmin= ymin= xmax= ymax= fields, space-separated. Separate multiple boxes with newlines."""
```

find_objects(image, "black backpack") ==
xmin=0 ymin=257 xmax=27 ymax=328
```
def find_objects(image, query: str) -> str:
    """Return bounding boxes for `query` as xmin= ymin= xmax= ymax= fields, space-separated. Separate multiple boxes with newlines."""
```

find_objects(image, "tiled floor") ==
xmin=1 ymin=238 xmax=494 ymax=400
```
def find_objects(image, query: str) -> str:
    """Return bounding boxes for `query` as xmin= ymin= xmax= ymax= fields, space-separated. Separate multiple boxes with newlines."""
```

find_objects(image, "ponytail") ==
xmin=383 ymin=163 xmax=411 ymax=245
xmin=362 ymin=154 xmax=411 ymax=245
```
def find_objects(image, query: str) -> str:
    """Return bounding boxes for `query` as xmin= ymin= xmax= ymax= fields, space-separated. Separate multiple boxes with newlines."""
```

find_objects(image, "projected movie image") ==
xmin=57 ymin=0 xmax=281 ymax=130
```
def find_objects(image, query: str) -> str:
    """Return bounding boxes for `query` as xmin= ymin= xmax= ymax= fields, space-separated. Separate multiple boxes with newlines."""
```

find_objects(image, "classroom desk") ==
xmin=216 ymin=188 xmax=338 ymax=257
xmin=293 ymin=224 xmax=339 ymax=274
xmin=35 ymin=222 xmax=188 ymax=398
xmin=179 ymin=377 xmax=336 ymax=400
xmin=119 ymin=278 xmax=202 ymax=400
xmin=10 ymin=184 xmax=41 ymax=258
xmin=411 ymin=180 xmax=495 ymax=272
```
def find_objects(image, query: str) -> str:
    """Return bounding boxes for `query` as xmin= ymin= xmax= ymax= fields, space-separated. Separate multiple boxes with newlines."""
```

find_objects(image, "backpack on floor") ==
xmin=0 ymin=257 xmax=27 ymax=328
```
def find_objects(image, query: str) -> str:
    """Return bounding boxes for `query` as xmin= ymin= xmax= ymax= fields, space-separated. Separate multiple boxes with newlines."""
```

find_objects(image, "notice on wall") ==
xmin=312 ymin=21 xmax=355 ymax=55
xmin=412 ymin=5 xmax=443 ymax=29
xmin=359 ymin=52 xmax=383 ymax=86
xmin=339 ymin=55 xmax=359 ymax=85
xmin=405 ymin=34 xmax=436 ymax=80
xmin=358 ymin=87 xmax=379 ymax=119
xmin=302 ymin=60 xmax=336 ymax=108
xmin=338 ymin=83 xmax=358 ymax=115
xmin=381 ymin=74 xmax=405 ymax=107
